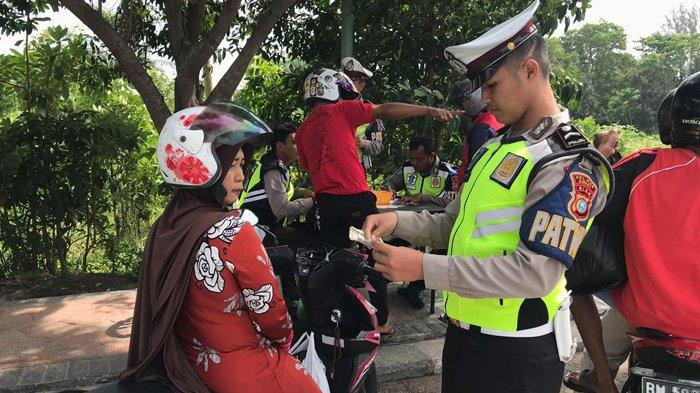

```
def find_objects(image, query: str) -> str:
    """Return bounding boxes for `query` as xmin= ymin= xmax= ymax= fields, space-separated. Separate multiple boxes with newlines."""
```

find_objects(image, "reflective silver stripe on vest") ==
xmin=246 ymin=189 xmax=266 ymax=198
xmin=471 ymin=220 xmax=522 ymax=239
xmin=244 ymin=193 xmax=268 ymax=203
xmin=475 ymin=207 xmax=524 ymax=225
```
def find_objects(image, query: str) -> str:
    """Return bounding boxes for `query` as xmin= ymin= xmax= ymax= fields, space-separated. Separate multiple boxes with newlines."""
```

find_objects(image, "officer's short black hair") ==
xmin=504 ymin=33 xmax=550 ymax=78
xmin=270 ymin=123 xmax=297 ymax=149
xmin=409 ymin=135 xmax=435 ymax=156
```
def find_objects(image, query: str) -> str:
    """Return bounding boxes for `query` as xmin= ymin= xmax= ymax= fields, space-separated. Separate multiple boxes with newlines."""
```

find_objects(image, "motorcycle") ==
xmin=266 ymin=240 xmax=382 ymax=393
xmin=622 ymin=327 xmax=700 ymax=393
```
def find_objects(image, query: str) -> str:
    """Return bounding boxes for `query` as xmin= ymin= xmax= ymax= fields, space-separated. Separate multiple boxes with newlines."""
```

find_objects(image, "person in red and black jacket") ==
xmin=568 ymin=71 xmax=700 ymax=393
xmin=447 ymin=78 xmax=504 ymax=185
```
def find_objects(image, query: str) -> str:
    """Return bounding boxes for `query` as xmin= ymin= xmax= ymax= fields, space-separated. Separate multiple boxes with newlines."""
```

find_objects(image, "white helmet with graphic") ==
xmin=156 ymin=101 xmax=271 ymax=188
xmin=303 ymin=68 xmax=359 ymax=103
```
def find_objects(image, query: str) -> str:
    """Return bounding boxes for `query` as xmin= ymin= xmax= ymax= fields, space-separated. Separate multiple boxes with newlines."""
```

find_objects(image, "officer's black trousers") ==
xmin=442 ymin=322 xmax=564 ymax=393
xmin=316 ymin=192 xmax=389 ymax=326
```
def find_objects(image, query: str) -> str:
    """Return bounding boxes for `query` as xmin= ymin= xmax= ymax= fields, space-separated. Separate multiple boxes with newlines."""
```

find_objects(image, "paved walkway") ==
xmin=0 ymin=284 xmax=448 ymax=392
xmin=0 ymin=285 xmax=624 ymax=392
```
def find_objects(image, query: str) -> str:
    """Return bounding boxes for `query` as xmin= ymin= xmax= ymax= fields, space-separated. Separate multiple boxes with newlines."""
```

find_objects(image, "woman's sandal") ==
xmin=563 ymin=369 xmax=597 ymax=393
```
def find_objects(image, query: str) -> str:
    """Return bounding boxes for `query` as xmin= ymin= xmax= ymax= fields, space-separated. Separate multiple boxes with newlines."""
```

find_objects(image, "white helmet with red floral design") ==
xmin=156 ymin=101 xmax=272 ymax=188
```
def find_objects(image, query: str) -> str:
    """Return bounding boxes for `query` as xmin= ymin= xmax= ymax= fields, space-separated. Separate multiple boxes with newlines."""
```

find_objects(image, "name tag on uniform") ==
xmin=490 ymin=153 xmax=525 ymax=189
xmin=406 ymin=173 xmax=417 ymax=189
xmin=431 ymin=175 xmax=441 ymax=188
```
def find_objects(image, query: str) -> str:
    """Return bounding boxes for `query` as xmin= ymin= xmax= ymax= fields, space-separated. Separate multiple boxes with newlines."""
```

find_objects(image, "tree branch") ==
xmin=164 ymin=0 xmax=185 ymax=58
xmin=59 ymin=0 xmax=171 ymax=131
xmin=186 ymin=0 xmax=242 ymax=73
xmin=207 ymin=0 xmax=299 ymax=103
xmin=185 ymin=0 xmax=207 ymax=41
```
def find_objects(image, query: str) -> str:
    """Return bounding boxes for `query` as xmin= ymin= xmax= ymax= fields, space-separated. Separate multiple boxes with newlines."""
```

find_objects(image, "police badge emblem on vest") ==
xmin=406 ymin=173 xmax=417 ymax=189
xmin=490 ymin=152 xmax=526 ymax=188
xmin=431 ymin=175 xmax=441 ymax=188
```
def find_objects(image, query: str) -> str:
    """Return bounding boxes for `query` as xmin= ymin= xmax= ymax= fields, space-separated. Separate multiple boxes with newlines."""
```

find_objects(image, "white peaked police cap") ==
xmin=341 ymin=57 xmax=374 ymax=78
xmin=444 ymin=0 xmax=540 ymax=92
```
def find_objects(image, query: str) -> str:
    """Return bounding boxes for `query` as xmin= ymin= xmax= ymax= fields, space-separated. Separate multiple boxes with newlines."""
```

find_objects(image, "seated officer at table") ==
xmin=239 ymin=123 xmax=315 ymax=246
xmin=386 ymin=134 xmax=457 ymax=208
xmin=386 ymin=134 xmax=456 ymax=308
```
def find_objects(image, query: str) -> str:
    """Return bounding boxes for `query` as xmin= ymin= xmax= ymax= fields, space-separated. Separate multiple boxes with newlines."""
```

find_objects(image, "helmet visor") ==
xmin=190 ymin=100 xmax=272 ymax=147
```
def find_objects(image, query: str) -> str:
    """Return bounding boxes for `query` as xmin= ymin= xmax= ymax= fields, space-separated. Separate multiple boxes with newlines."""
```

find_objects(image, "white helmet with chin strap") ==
xmin=156 ymin=101 xmax=271 ymax=188
xmin=303 ymin=68 xmax=359 ymax=103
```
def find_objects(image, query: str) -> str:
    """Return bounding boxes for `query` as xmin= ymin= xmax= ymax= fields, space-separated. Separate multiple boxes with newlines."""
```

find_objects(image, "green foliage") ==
xmin=0 ymin=0 xmax=59 ymax=36
xmin=661 ymin=4 xmax=699 ymax=35
xmin=572 ymin=116 xmax=663 ymax=156
xmin=0 ymin=26 xmax=117 ymax=113
xmin=0 ymin=28 xmax=165 ymax=278
xmin=552 ymin=16 xmax=700 ymax=133
xmin=233 ymin=57 xmax=311 ymax=125
xmin=560 ymin=22 xmax=636 ymax=122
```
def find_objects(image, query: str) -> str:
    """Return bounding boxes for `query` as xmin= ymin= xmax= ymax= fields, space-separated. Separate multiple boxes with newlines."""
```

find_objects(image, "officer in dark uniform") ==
xmin=239 ymin=124 xmax=315 ymax=245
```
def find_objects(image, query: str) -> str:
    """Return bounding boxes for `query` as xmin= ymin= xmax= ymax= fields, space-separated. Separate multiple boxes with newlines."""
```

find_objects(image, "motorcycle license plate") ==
xmin=642 ymin=376 xmax=700 ymax=393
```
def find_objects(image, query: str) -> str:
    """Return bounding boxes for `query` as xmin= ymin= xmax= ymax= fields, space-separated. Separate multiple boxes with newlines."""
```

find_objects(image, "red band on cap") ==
xmin=467 ymin=21 xmax=536 ymax=76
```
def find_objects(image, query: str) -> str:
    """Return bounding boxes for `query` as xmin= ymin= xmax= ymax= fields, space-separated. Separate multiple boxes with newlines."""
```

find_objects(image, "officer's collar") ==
xmin=424 ymin=155 xmax=441 ymax=176
xmin=500 ymin=108 xmax=570 ymax=144
xmin=265 ymin=150 xmax=288 ymax=171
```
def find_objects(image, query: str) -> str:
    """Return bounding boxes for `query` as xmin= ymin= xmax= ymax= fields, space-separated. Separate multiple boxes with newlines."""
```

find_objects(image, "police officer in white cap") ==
xmin=342 ymin=57 xmax=385 ymax=171
xmin=363 ymin=1 xmax=614 ymax=392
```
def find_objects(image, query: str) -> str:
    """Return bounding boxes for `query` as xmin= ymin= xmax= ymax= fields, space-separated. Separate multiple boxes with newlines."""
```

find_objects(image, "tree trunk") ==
xmin=82 ymin=222 xmax=91 ymax=272
xmin=206 ymin=0 xmax=299 ymax=103
xmin=60 ymin=0 xmax=171 ymax=130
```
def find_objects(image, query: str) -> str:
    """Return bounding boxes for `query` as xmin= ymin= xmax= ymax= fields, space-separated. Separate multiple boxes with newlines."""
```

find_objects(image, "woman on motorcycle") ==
xmin=121 ymin=102 xmax=321 ymax=393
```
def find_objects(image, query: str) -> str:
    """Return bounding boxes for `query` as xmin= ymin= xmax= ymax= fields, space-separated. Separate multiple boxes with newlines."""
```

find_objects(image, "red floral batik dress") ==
xmin=174 ymin=214 xmax=321 ymax=393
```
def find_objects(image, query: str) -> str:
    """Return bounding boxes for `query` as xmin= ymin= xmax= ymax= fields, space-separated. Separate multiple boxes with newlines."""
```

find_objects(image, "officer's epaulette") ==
xmin=552 ymin=123 xmax=589 ymax=150
xmin=260 ymin=153 xmax=285 ymax=174
xmin=439 ymin=161 xmax=457 ymax=174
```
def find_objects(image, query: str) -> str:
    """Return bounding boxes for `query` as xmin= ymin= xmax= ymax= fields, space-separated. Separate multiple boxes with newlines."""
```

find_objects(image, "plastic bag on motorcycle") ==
xmin=565 ymin=222 xmax=627 ymax=295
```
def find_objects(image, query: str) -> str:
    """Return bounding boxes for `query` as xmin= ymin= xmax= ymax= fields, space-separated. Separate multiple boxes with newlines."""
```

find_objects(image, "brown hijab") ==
xmin=121 ymin=144 xmax=247 ymax=392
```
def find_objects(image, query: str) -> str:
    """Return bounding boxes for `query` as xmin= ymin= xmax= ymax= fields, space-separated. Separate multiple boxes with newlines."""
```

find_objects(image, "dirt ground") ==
xmin=0 ymin=273 xmax=137 ymax=301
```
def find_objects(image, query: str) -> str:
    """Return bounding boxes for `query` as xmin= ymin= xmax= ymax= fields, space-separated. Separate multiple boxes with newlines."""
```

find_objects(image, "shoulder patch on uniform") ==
xmin=555 ymin=123 xmax=589 ymax=150
xmin=528 ymin=117 xmax=554 ymax=139
xmin=490 ymin=152 xmax=526 ymax=189
xmin=568 ymin=172 xmax=598 ymax=221
xmin=520 ymin=158 xmax=600 ymax=267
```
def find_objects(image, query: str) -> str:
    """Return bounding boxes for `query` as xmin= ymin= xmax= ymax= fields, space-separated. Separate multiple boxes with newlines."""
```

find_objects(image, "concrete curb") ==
xmin=1 ymin=338 xmax=446 ymax=392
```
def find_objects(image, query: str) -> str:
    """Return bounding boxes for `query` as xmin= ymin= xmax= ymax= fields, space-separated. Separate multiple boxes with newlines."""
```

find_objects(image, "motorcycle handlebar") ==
xmin=359 ymin=263 xmax=386 ymax=282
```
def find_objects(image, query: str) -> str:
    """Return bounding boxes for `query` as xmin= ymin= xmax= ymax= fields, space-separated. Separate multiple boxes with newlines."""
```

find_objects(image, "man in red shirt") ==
xmin=296 ymin=68 xmax=456 ymax=334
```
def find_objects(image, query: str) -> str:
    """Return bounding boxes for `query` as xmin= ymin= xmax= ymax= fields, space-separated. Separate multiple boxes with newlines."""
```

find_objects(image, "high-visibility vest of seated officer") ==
xmin=239 ymin=150 xmax=312 ymax=229
xmin=386 ymin=155 xmax=456 ymax=208
xmin=393 ymin=111 xmax=612 ymax=334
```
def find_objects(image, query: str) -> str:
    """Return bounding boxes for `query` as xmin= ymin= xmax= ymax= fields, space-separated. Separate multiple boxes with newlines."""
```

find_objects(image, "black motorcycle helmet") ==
xmin=671 ymin=71 xmax=700 ymax=148
xmin=657 ymin=88 xmax=675 ymax=145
